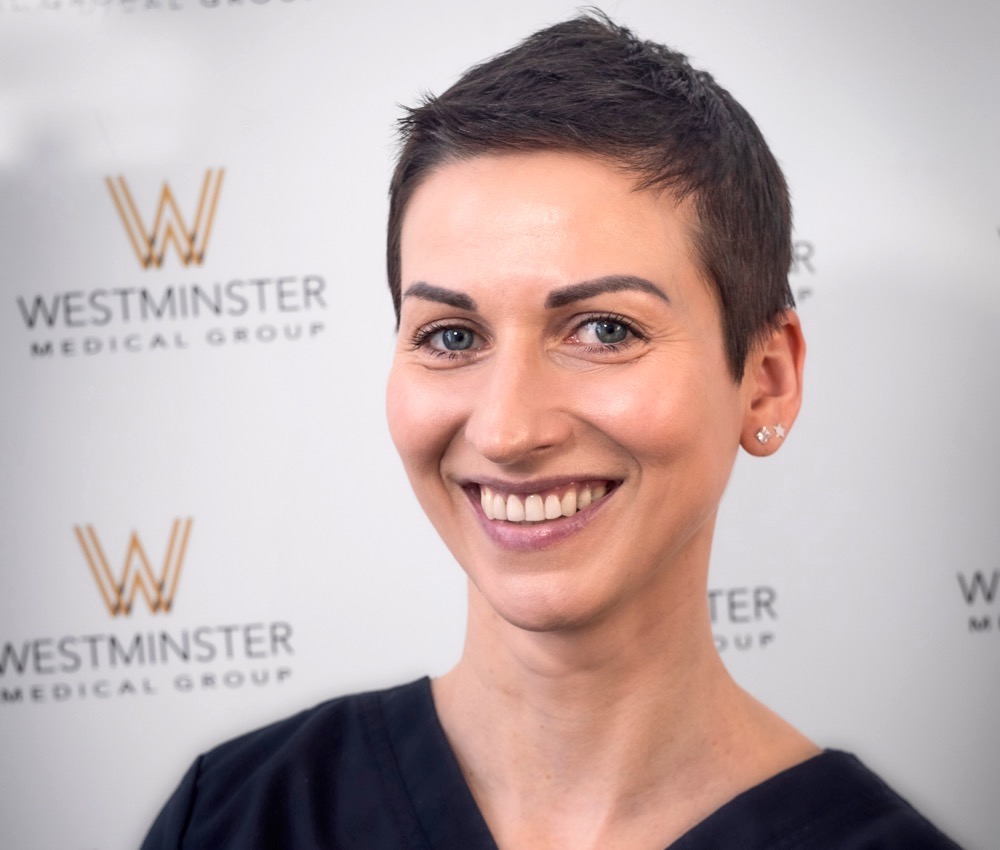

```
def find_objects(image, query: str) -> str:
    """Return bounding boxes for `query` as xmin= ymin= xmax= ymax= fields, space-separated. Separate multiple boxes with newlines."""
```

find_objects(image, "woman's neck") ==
xmin=432 ymin=581 xmax=819 ymax=850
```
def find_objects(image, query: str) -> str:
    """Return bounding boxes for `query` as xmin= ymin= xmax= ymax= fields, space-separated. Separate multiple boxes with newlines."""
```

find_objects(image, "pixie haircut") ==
xmin=387 ymin=12 xmax=795 ymax=380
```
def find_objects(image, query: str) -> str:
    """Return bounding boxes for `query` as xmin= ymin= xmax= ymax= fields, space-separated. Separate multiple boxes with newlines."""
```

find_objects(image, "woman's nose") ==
xmin=463 ymin=353 xmax=572 ymax=466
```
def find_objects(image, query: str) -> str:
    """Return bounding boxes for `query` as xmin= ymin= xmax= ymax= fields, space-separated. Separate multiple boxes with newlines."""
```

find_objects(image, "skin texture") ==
xmin=386 ymin=152 xmax=811 ymax=849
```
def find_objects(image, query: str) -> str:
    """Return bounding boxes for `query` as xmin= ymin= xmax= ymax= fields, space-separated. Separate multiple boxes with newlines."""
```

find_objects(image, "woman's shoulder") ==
xmin=671 ymin=750 xmax=962 ymax=850
xmin=200 ymin=676 xmax=430 ymax=775
xmin=140 ymin=677 xmax=441 ymax=850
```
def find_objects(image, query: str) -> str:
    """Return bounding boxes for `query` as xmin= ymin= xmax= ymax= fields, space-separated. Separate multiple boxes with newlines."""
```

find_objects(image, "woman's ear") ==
xmin=740 ymin=311 xmax=806 ymax=457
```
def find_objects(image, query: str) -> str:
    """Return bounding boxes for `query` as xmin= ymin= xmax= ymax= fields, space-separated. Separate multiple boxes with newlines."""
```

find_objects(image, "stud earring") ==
xmin=756 ymin=424 xmax=786 ymax=445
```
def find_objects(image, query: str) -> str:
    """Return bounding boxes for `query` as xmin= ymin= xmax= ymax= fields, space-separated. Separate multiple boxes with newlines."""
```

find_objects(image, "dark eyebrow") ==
xmin=402 ymin=282 xmax=477 ymax=311
xmin=545 ymin=275 xmax=670 ymax=309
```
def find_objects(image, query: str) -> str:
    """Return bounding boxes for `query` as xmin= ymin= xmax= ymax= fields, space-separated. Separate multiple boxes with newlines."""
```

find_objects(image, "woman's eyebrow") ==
xmin=545 ymin=275 xmax=670 ymax=309
xmin=402 ymin=282 xmax=477 ymax=311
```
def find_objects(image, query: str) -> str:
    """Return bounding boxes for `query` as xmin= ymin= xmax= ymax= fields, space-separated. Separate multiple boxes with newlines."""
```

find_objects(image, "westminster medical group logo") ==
xmin=0 ymin=519 xmax=296 ymax=706
xmin=75 ymin=518 xmax=193 ymax=616
xmin=106 ymin=170 xmax=224 ymax=269
xmin=14 ymin=168 xmax=328 ymax=359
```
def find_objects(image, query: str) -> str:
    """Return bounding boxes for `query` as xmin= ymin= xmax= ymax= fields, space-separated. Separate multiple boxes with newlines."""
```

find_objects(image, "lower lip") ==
xmin=465 ymin=487 xmax=615 ymax=552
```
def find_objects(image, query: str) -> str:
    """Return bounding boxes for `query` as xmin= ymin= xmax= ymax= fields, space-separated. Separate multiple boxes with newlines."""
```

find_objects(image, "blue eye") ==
xmin=591 ymin=320 xmax=628 ymax=344
xmin=575 ymin=317 xmax=634 ymax=346
xmin=438 ymin=327 xmax=476 ymax=351
xmin=409 ymin=322 xmax=484 ymax=359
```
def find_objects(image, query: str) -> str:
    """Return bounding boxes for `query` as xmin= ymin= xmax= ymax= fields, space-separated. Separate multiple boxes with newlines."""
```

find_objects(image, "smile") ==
xmin=479 ymin=482 xmax=612 ymax=523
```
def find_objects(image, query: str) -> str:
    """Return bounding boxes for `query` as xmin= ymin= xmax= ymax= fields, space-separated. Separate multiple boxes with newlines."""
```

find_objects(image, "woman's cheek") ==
xmin=580 ymin=370 xmax=685 ymax=456
xmin=386 ymin=366 xmax=465 ymax=468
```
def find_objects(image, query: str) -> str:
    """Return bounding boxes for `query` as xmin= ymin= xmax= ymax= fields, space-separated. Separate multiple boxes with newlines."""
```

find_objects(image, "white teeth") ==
xmin=479 ymin=483 xmax=611 ymax=524
xmin=524 ymin=494 xmax=545 ymax=522
xmin=506 ymin=493 xmax=526 ymax=522
xmin=481 ymin=488 xmax=494 ymax=519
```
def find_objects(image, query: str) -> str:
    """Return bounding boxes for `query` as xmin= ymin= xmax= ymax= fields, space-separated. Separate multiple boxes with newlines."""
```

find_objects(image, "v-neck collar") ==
xmin=379 ymin=677 xmax=499 ymax=849
xmin=375 ymin=677 xmax=880 ymax=850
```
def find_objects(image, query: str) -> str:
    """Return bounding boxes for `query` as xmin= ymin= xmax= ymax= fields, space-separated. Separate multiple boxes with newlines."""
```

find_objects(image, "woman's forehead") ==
xmin=399 ymin=152 xmax=701 ymax=299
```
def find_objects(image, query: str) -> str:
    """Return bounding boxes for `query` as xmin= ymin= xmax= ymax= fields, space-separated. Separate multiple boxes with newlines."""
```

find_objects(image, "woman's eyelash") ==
xmin=573 ymin=313 xmax=645 ymax=343
xmin=408 ymin=321 xmax=483 ymax=359
xmin=408 ymin=321 xmax=454 ymax=349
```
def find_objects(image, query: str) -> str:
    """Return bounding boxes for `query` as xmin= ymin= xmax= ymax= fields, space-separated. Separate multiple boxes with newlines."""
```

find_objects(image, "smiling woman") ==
xmin=140 ymin=12 xmax=960 ymax=850
xmin=388 ymin=152 xmax=765 ymax=637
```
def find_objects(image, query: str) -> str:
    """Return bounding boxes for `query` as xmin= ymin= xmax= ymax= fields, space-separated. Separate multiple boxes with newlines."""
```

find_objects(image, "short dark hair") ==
xmin=387 ymin=11 xmax=794 ymax=380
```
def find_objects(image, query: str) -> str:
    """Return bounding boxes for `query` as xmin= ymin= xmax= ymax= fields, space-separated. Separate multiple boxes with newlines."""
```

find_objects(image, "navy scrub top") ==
xmin=141 ymin=677 xmax=961 ymax=849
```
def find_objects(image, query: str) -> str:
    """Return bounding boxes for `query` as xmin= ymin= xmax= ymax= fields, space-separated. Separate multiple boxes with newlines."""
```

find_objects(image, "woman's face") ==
xmin=387 ymin=151 xmax=756 ymax=633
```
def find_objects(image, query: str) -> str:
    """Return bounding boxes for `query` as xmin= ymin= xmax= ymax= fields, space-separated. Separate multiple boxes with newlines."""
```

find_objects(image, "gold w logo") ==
xmin=74 ymin=519 xmax=193 ymax=616
xmin=105 ymin=170 xmax=224 ymax=269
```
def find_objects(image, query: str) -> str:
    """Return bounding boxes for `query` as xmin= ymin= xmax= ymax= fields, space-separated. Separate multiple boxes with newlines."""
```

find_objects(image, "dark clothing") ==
xmin=141 ymin=677 xmax=961 ymax=849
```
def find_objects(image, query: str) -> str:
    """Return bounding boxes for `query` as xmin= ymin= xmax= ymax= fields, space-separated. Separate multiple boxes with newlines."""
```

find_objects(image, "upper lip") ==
xmin=455 ymin=474 xmax=621 ymax=495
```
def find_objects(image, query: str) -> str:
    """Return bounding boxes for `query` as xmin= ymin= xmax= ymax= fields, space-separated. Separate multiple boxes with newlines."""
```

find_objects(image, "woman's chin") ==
xmin=470 ymin=571 xmax=622 ymax=636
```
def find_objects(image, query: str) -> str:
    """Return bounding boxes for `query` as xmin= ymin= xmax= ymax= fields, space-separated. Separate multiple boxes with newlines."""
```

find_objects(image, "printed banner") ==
xmin=1 ymin=2 xmax=997 ymax=848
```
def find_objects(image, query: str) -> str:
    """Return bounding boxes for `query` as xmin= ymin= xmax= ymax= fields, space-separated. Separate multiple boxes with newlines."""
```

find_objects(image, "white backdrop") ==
xmin=1 ymin=2 xmax=998 ymax=848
